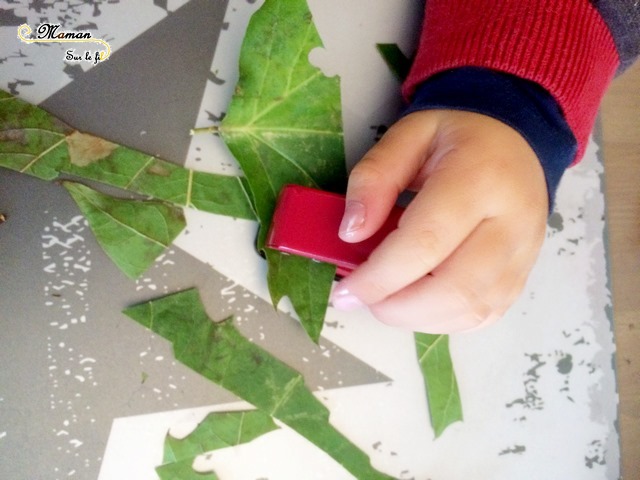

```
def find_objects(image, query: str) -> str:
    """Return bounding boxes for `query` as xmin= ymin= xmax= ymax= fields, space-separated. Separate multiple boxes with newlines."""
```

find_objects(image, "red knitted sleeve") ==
xmin=402 ymin=0 xmax=620 ymax=163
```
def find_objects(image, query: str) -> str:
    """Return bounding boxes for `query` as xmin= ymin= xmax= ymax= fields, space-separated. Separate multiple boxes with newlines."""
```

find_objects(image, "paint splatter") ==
xmin=556 ymin=354 xmax=573 ymax=374
xmin=505 ymin=353 xmax=546 ymax=413
xmin=498 ymin=445 xmax=526 ymax=456
xmin=584 ymin=439 xmax=606 ymax=468
xmin=41 ymin=214 xmax=98 ymax=479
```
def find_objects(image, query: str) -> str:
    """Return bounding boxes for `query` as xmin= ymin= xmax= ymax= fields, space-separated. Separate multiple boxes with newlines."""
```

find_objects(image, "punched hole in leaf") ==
xmin=308 ymin=47 xmax=339 ymax=78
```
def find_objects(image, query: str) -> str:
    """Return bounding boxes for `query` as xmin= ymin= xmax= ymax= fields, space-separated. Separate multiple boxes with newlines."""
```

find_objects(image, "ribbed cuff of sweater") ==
xmin=404 ymin=68 xmax=577 ymax=211
xmin=402 ymin=0 xmax=620 ymax=162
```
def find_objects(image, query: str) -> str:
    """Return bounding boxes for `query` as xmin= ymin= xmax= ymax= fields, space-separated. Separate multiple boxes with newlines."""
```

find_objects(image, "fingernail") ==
xmin=330 ymin=285 xmax=365 ymax=311
xmin=339 ymin=200 xmax=366 ymax=240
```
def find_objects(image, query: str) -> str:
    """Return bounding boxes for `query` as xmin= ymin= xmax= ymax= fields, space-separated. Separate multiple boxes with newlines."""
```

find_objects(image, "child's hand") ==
xmin=330 ymin=110 xmax=549 ymax=333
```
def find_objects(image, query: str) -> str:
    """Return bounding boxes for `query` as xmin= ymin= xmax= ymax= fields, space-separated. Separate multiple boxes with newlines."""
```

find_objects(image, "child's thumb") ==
xmin=339 ymin=113 xmax=438 ymax=243
xmin=339 ymin=161 xmax=397 ymax=243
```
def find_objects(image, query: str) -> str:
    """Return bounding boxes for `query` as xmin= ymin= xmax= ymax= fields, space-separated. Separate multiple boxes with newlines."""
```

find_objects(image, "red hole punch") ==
xmin=266 ymin=185 xmax=404 ymax=278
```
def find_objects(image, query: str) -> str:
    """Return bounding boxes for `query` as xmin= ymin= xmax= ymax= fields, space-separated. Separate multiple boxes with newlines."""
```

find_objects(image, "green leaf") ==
xmin=156 ymin=410 xmax=279 ymax=480
xmin=219 ymin=0 xmax=346 ymax=341
xmin=376 ymin=44 xmax=412 ymax=82
xmin=414 ymin=333 xmax=463 ymax=437
xmin=63 ymin=181 xmax=186 ymax=279
xmin=0 ymin=91 xmax=255 ymax=220
xmin=265 ymin=250 xmax=335 ymax=343
xmin=124 ymin=289 xmax=394 ymax=480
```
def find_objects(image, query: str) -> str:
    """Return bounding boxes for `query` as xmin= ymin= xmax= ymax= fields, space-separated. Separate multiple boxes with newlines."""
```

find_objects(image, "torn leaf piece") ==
xmin=265 ymin=250 xmax=335 ymax=344
xmin=63 ymin=147 xmax=254 ymax=219
xmin=124 ymin=289 xmax=394 ymax=480
xmin=156 ymin=410 xmax=279 ymax=480
xmin=414 ymin=333 xmax=463 ymax=437
xmin=219 ymin=0 xmax=346 ymax=341
xmin=156 ymin=462 xmax=218 ymax=480
xmin=161 ymin=410 xmax=279 ymax=464
xmin=0 ymin=90 xmax=255 ymax=220
xmin=63 ymin=182 xmax=186 ymax=279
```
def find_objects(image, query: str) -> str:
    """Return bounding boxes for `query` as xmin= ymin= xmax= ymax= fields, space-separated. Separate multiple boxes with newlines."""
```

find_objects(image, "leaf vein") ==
xmin=246 ymin=134 xmax=279 ymax=208
xmin=236 ymin=412 xmax=245 ymax=446
xmin=417 ymin=334 xmax=446 ymax=364
xmin=186 ymin=169 xmax=194 ymax=208
xmin=284 ymin=20 xmax=315 ymax=94
xmin=124 ymin=155 xmax=156 ymax=189
xmin=248 ymin=70 xmax=324 ymax=126
xmin=72 ymin=186 xmax=169 ymax=248
xmin=247 ymin=131 xmax=319 ymax=188
xmin=271 ymin=375 xmax=303 ymax=416
xmin=19 ymin=135 xmax=67 ymax=173
xmin=253 ymin=6 xmax=279 ymax=120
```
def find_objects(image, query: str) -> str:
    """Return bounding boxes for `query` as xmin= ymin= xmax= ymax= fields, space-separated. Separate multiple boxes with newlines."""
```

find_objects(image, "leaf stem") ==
xmin=190 ymin=125 xmax=220 ymax=136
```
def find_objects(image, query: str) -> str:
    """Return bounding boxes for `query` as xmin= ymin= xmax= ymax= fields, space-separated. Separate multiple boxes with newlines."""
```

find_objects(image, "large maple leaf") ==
xmin=219 ymin=0 xmax=346 ymax=343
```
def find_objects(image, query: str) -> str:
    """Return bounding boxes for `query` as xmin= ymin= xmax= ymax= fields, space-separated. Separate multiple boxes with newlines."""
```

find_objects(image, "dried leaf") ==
xmin=156 ymin=410 xmax=279 ymax=480
xmin=414 ymin=333 xmax=463 ymax=437
xmin=219 ymin=0 xmax=344 ymax=341
xmin=63 ymin=181 xmax=186 ymax=279
xmin=123 ymin=289 xmax=394 ymax=480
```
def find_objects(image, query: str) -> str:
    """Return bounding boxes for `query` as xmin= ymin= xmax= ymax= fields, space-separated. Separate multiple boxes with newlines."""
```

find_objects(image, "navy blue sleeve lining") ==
xmin=403 ymin=67 xmax=577 ymax=211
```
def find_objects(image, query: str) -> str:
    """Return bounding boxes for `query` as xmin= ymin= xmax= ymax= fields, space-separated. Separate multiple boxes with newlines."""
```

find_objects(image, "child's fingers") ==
xmin=369 ymin=275 xmax=496 ymax=333
xmin=331 ymin=149 xmax=488 ymax=308
xmin=339 ymin=113 xmax=438 ymax=243
xmin=368 ymin=215 xmax=544 ymax=333
xmin=332 ymin=109 xmax=548 ymax=327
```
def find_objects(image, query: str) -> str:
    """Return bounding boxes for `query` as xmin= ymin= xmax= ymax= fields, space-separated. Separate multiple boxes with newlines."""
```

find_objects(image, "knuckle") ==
xmin=454 ymin=282 xmax=496 ymax=328
xmin=415 ymin=228 xmax=440 ymax=254
xmin=407 ymin=228 xmax=442 ymax=270
xmin=349 ymin=154 xmax=404 ymax=197
xmin=349 ymin=160 xmax=387 ymax=188
xmin=361 ymin=276 xmax=394 ymax=303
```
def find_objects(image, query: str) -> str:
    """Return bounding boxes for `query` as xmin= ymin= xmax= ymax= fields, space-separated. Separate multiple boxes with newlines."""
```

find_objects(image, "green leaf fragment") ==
xmin=124 ymin=289 xmax=394 ymax=480
xmin=375 ymin=44 xmax=412 ymax=82
xmin=220 ymin=0 xmax=346 ymax=230
xmin=265 ymin=250 xmax=335 ymax=343
xmin=156 ymin=410 xmax=279 ymax=480
xmin=414 ymin=333 xmax=463 ymax=437
xmin=156 ymin=462 xmax=218 ymax=480
xmin=63 ymin=181 xmax=186 ymax=279
xmin=0 ymin=91 xmax=255 ymax=220
xmin=162 ymin=410 xmax=278 ymax=463
xmin=219 ymin=0 xmax=346 ymax=341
